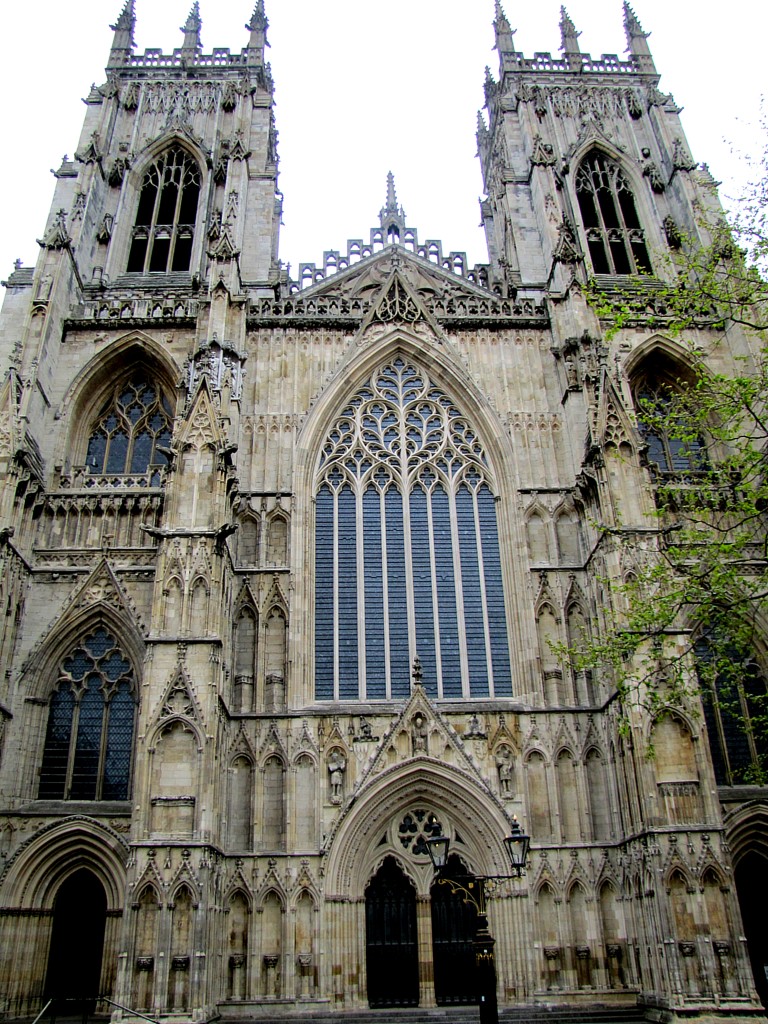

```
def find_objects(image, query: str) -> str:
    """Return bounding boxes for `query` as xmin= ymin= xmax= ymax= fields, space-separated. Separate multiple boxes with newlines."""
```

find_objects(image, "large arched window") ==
xmin=85 ymin=373 xmax=173 ymax=484
xmin=696 ymin=637 xmax=768 ymax=785
xmin=575 ymin=151 xmax=650 ymax=275
xmin=127 ymin=147 xmax=201 ymax=274
xmin=314 ymin=358 xmax=513 ymax=701
xmin=631 ymin=362 xmax=706 ymax=475
xmin=39 ymin=627 xmax=137 ymax=800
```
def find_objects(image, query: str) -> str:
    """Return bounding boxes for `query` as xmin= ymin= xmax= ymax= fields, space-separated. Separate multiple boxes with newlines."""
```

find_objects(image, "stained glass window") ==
xmin=575 ymin=152 xmax=651 ymax=275
xmin=85 ymin=375 xmax=172 ymax=483
xmin=127 ymin=147 xmax=201 ymax=274
xmin=314 ymin=358 xmax=513 ymax=701
xmin=634 ymin=382 xmax=706 ymax=475
xmin=39 ymin=628 xmax=136 ymax=801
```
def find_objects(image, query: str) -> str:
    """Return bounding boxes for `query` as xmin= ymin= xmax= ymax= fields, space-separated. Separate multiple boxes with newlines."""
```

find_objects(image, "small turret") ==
xmin=108 ymin=0 xmax=135 ymax=67
xmin=246 ymin=1 xmax=269 ymax=64
xmin=379 ymin=172 xmax=406 ymax=242
xmin=180 ymin=2 xmax=203 ymax=58
xmin=623 ymin=2 xmax=656 ymax=74
xmin=493 ymin=0 xmax=516 ymax=57
xmin=559 ymin=6 xmax=582 ymax=67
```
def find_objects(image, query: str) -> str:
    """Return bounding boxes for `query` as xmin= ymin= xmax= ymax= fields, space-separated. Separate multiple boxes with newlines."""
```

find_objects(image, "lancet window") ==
xmin=314 ymin=358 xmax=513 ymax=701
xmin=632 ymin=367 xmax=706 ymax=475
xmin=85 ymin=373 xmax=173 ymax=484
xmin=127 ymin=147 xmax=201 ymax=274
xmin=575 ymin=152 xmax=650 ymax=275
xmin=39 ymin=627 xmax=137 ymax=800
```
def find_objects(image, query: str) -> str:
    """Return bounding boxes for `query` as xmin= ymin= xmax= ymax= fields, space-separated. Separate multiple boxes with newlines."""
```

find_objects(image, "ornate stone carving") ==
xmin=327 ymin=750 xmax=346 ymax=805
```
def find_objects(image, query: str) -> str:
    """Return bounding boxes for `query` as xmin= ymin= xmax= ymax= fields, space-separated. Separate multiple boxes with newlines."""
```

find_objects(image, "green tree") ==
xmin=573 ymin=151 xmax=768 ymax=784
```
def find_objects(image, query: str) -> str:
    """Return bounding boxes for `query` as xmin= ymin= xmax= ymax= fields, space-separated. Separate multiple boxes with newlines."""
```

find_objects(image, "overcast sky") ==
xmin=0 ymin=1 xmax=764 ymax=284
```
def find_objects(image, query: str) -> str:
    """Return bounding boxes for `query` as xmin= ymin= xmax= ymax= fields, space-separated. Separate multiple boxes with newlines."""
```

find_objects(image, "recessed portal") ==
xmin=365 ymin=856 xmax=419 ymax=1008
xmin=45 ymin=868 xmax=107 ymax=1014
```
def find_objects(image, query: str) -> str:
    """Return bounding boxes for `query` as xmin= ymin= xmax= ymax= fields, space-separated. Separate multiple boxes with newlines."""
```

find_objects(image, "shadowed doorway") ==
xmin=45 ymin=868 xmax=107 ymax=1015
xmin=431 ymin=854 xmax=478 ymax=1005
xmin=365 ymin=856 xmax=419 ymax=1007
xmin=735 ymin=851 xmax=768 ymax=1007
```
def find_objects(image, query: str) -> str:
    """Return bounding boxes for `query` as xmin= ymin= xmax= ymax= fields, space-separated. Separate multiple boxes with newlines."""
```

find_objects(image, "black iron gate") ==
xmin=365 ymin=857 xmax=419 ymax=1008
xmin=431 ymin=855 xmax=478 ymax=1005
xmin=45 ymin=868 xmax=107 ymax=1015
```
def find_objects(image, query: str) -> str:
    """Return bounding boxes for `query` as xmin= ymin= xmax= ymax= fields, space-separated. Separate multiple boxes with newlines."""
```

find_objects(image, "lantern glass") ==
xmin=504 ymin=820 xmax=530 ymax=876
xmin=426 ymin=834 xmax=451 ymax=870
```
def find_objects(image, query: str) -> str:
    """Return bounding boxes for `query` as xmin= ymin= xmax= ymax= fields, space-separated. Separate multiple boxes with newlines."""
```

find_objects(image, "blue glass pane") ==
xmin=63 ymin=648 xmax=93 ymax=682
xmin=130 ymin=430 xmax=153 ymax=473
xmin=456 ymin=486 xmax=489 ymax=697
xmin=102 ymin=651 xmax=131 ymax=681
xmin=106 ymin=431 xmax=129 ymax=473
xmin=477 ymin=486 xmax=513 ymax=696
xmin=700 ymin=686 xmax=728 ymax=785
xmin=103 ymin=683 xmax=135 ymax=800
xmin=39 ymin=687 xmax=75 ymax=799
xmin=70 ymin=677 xmax=104 ymax=799
xmin=337 ymin=487 xmax=358 ymax=699
xmin=386 ymin=490 xmax=410 ymax=698
xmin=314 ymin=487 xmax=334 ymax=699
xmin=87 ymin=629 xmax=114 ymax=659
xmin=410 ymin=489 xmax=437 ymax=697
xmin=363 ymin=488 xmax=386 ymax=699
xmin=86 ymin=432 xmax=108 ymax=473
xmin=432 ymin=487 xmax=461 ymax=697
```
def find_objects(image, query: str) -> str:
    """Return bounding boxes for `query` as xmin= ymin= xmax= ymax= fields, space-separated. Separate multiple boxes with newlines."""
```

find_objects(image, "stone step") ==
xmin=221 ymin=1005 xmax=652 ymax=1024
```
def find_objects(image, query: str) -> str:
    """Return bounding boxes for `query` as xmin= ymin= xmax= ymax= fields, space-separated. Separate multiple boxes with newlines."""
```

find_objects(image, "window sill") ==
xmin=17 ymin=800 xmax=132 ymax=816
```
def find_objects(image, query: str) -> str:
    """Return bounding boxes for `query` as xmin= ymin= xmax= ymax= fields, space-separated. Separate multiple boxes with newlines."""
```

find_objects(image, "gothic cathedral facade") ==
xmin=0 ymin=2 xmax=766 ymax=1021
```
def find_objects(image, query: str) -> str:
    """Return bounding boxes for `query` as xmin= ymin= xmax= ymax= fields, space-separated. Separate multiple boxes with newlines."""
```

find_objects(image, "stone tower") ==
xmin=0 ymin=3 xmax=765 ymax=1020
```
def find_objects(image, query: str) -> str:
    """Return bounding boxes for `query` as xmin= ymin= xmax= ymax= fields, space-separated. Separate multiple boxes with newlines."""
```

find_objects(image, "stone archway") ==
xmin=45 ymin=869 xmax=108 ymax=1014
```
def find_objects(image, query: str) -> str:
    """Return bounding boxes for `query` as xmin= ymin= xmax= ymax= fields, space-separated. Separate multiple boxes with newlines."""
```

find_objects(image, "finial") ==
xmin=112 ymin=0 xmax=135 ymax=31
xmin=494 ymin=0 xmax=511 ymax=32
xmin=379 ymin=172 xmax=406 ymax=230
xmin=412 ymin=656 xmax=423 ymax=688
xmin=247 ymin=0 xmax=268 ymax=32
xmin=623 ymin=2 xmax=648 ymax=38
xmin=559 ymin=7 xmax=581 ymax=54
xmin=181 ymin=2 xmax=202 ymax=53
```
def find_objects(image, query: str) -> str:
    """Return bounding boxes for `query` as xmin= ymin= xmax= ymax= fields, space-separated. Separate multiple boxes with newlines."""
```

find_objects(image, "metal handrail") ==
xmin=30 ymin=1000 xmax=52 ymax=1024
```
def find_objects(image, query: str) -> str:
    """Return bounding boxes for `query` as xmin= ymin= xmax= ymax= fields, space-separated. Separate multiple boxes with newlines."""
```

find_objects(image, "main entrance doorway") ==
xmin=431 ymin=855 xmax=478 ymax=1005
xmin=365 ymin=857 xmax=419 ymax=1007
xmin=45 ymin=868 xmax=107 ymax=1014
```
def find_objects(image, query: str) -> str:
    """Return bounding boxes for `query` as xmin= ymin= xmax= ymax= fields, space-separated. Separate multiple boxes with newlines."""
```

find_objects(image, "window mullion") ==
xmin=380 ymin=486 xmax=392 ymax=700
xmin=356 ymin=482 xmax=366 ymax=700
xmin=95 ymin=697 xmax=110 ymax=800
xmin=473 ymin=487 xmax=494 ymax=698
xmin=332 ymin=487 xmax=340 ymax=701
xmin=449 ymin=482 xmax=470 ymax=698
xmin=64 ymin=697 xmax=81 ymax=800
xmin=426 ymin=486 xmax=443 ymax=699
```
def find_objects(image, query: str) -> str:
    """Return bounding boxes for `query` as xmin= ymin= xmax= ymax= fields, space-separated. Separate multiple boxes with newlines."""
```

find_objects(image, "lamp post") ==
xmin=426 ymin=817 xmax=530 ymax=1024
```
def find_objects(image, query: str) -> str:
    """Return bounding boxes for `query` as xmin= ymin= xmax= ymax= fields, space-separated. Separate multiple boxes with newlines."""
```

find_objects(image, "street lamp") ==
xmin=426 ymin=816 xmax=530 ymax=1024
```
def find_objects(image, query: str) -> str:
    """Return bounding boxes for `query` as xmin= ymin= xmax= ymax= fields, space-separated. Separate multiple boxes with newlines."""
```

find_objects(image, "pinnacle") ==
xmin=111 ymin=0 xmax=135 ymax=33
xmin=386 ymin=171 xmax=398 ymax=214
xmin=623 ymin=1 xmax=647 ymax=38
xmin=559 ymin=6 xmax=581 ymax=52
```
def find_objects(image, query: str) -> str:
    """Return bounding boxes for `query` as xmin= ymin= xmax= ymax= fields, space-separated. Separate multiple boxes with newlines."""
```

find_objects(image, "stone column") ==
xmin=416 ymin=894 xmax=436 ymax=1008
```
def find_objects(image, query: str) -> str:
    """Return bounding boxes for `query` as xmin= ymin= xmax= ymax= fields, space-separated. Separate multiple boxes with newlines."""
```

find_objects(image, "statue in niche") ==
xmin=412 ymin=713 xmax=428 ymax=756
xmin=328 ymin=750 xmax=346 ymax=805
xmin=496 ymin=745 xmax=514 ymax=797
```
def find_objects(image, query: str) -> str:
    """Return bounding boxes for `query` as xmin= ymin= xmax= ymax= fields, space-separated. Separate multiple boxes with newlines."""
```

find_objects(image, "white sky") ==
xmin=0 ymin=1 xmax=764 ymax=284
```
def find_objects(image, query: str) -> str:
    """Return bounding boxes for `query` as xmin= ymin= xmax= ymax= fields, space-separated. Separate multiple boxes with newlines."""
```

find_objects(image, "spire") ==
xmin=493 ymin=0 xmax=516 ymax=57
xmin=379 ymin=172 xmax=406 ymax=236
xmin=623 ymin=2 xmax=656 ymax=72
xmin=559 ymin=7 xmax=582 ymax=57
xmin=108 ymin=0 xmax=135 ymax=67
xmin=181 ymin=2 xmax=202 ymax=56
xmin=246 ymin=0 xmax=269 ymax=63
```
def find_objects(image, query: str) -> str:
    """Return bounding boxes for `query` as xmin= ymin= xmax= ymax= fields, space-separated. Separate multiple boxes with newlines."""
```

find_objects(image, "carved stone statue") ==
xmin=412 ymin=713 xmax=428 ymax=755
xmin=328 ymin=750 xmax=346 ymax=804
xmin=496 ymin=746 xmax=514 ymax=797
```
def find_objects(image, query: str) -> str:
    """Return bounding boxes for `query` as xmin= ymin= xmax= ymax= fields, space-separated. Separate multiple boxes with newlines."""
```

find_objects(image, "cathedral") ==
xmin=1 ymin=1 xmax=767 ymax=1020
